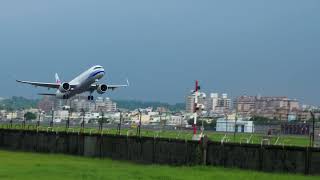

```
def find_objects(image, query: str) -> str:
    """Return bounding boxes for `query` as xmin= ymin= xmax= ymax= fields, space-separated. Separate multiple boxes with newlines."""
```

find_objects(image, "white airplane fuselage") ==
xmin=56 ymin=66 xmax=105 ymax=99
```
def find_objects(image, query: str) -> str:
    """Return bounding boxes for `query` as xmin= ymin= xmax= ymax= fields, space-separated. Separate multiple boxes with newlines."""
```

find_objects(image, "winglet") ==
xmin=126 ymin=79 xmax=130 ymax=87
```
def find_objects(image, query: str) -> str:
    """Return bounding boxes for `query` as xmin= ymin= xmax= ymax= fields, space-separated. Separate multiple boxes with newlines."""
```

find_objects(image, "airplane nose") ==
xmin=97 ymin=69 xmax=105 ymax=79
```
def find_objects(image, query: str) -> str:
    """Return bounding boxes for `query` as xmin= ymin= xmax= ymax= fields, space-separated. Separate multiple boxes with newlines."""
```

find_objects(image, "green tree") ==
xmin=24 ymin=112 xmax=37 ymax=121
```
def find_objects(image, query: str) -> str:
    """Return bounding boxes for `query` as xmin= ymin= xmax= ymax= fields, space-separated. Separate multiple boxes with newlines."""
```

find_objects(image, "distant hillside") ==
xmin=114 ymin=100 xmax=185 ymax=112
xmin=0 ymin=96 xmax=39 ymax=111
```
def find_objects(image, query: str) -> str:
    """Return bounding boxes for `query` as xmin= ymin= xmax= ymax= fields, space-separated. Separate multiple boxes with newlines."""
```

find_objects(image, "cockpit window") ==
xmin=94 ymin=66 xmax=102 ymax=70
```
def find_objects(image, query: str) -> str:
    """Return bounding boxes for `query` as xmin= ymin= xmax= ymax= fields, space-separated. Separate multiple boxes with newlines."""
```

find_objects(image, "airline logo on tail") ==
xmin=55 ymin=73 xmax=61 ymax=84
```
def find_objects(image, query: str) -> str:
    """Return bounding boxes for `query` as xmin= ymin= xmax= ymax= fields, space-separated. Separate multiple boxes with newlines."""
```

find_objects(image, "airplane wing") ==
xmin=91 ymin=79 xmax=130 ymax=91
xmin=38 ymin=93 xmax=57 ymax=96
xmin=107 ymin=84 xmax=129 ymax=90
xmin=16 ymin=80 xmax=61 ymax=89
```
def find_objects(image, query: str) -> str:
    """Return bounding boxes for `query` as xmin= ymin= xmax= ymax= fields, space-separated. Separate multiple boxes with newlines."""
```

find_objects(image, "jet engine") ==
xmin=59 ymin=82 xmax=71 ymax=93
xmin=97 ymin=84 xmax=108 ymax=94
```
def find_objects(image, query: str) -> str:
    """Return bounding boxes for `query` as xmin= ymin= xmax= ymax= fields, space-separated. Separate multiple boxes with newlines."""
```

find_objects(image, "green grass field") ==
xmin=0 ymin=150 xmax=318 ymax=180
xmin=0 ymin=124 xmax=311 ymax=147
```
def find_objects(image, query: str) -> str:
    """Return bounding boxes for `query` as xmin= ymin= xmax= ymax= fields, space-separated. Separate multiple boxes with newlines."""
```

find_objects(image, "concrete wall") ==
xmin=0 ymin=129 xmax=319 ymax=175
xmin=206 ymin=142 xmax=320 ymax=175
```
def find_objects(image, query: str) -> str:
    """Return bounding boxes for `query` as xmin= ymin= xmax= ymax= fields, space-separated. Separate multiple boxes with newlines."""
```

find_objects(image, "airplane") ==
xmin=16 ymin=65 xmax=129 ymax=100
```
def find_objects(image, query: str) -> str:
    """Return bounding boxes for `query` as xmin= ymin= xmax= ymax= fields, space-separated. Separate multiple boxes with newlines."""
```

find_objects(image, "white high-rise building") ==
xmin=186 ymin=94 xmax=195 ymax=113
xmin=218 ymin=94 xmax=231 ymax=109
xmin=96 ymin=97 xmax=117 ymax=112
xmin=208 ymin=93 xmax=232 ymax=113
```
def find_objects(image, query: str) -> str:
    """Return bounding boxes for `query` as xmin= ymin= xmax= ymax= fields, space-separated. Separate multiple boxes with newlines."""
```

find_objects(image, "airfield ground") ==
xmin=0 ymin=150 xmax=318 ymax=180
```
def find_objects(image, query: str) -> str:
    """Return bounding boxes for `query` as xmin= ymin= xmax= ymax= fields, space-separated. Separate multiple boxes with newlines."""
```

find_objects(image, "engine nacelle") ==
xmin=59 ymin=82 xmax=71 ymax=93
xmin=97 ymin=84 xmax=108 ymax=94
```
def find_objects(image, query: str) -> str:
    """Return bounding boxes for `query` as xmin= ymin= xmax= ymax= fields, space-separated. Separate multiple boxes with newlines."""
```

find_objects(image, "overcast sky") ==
xmin=0 ymin=0 xmax=319 ymax=104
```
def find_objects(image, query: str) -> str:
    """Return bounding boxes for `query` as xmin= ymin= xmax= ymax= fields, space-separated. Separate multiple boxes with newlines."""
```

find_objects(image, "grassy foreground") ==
xmin=0 ymin=150 xmax=318 ymax=180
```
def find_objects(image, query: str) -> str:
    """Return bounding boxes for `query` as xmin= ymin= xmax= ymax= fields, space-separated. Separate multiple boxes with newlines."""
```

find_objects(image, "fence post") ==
xmin=36 ymin=128 xmax=39 ymax=153
xmin=126 ymin=135 xmax=129 ymax=161
xmin=98 ymin=134 xmax=102 ymax=158
xmin=305 ymin=147 xmax=310 ymax=175
xmin=202 ymin=136 xmax=208 ymax=165
xmin=259 ymin=146 xmax=264 ymax=171
xmin=153 ymin=136 xmax=156 ymax=163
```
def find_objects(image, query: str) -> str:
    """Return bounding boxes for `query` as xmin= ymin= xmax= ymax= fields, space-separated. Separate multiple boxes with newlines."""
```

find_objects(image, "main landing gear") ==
xmin=88 ymin=96 xmax=94 ymax=101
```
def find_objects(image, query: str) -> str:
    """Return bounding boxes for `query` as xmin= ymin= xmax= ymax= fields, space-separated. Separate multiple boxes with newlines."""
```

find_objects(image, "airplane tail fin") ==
xmin=55 ymin=73 xmax=61 ymax=84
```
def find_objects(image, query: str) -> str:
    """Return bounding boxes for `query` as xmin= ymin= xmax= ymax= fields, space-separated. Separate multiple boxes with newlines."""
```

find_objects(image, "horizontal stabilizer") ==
xmin=38 ymin=93 xmax=56 ymax=96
